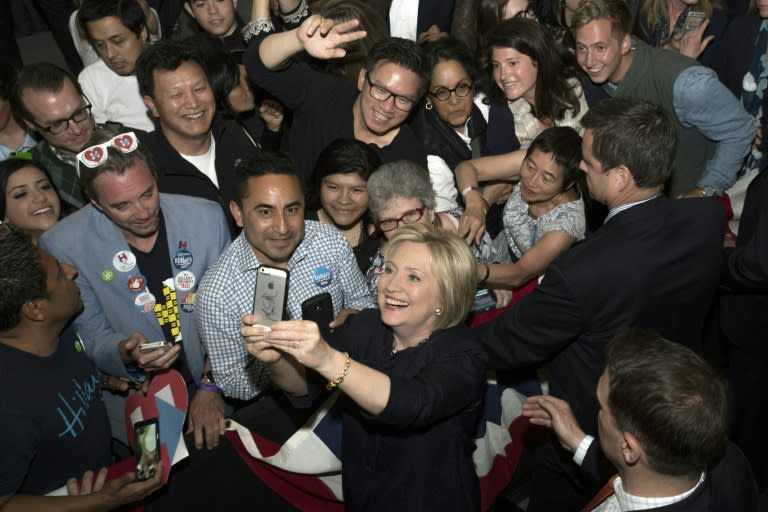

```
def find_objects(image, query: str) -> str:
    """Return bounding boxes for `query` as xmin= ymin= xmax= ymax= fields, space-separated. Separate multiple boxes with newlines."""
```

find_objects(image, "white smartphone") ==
xmin=252 ymin=265 xmax=289 ymax=327
xmin=138 ymin=340 xmax=167 ymax=353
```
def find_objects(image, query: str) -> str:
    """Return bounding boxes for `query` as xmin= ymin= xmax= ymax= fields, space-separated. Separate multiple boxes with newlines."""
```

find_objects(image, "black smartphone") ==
xmin=134 ymin=418 xmax=160 ymax=481
xmin=474 ymin=289 xmax=497 ymax=313
xmin=301 ymin=293 xmax=334 ymax=338
xmin=252 ymin=265 xmax=289 ymax=327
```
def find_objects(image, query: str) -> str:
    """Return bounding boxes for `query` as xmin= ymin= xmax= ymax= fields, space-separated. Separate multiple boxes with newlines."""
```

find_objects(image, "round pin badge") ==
xmin=101 ymin=268 xmax=115 ymax=282
xmin=134 ymin=290 xmax=156 ymax=313
xmin=74 ymin=333 xmax=85 ymax=352
xmin=174 ymin=270 xmax=196 ymax=291
xmin=180 ymin=292 xmax=197 ymax=313
xmin=112 ymin=251 xmax=136 ymax=273
xmin=312 ymin=266 xmax=333 ymax=288
xmin=173 ymin=249 xmax=193 ymax=270
xmin=127 ymin=274 xmax=146 ymax=293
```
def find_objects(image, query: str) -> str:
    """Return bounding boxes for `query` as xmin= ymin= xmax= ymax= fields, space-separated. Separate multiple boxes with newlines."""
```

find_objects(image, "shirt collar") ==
xmin=604 ymin=194 xmax=661 ymax=224
xmin=613 ymin=472 xmax=705 ymax=511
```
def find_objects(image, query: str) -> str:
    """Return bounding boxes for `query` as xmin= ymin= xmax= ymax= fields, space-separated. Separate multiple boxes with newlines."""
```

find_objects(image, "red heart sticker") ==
xmin=85 ymin=147 xmax=103 ymax=162
xmin=114 ymin=134 xmax=134 ymax=150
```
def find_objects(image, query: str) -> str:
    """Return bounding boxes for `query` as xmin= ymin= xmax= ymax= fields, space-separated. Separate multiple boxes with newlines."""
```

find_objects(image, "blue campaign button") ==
xmin=312 ymin=266 xmax=333 ymax=288
xmin=173 ymin=249 xmax=193 ymax=270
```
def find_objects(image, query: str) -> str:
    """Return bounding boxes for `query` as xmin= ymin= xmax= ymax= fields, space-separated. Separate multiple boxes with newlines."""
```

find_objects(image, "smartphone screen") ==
xmin=252 ymin=265 xmax=289 ymax=327
xmin=134 ymin=418 xmax=160 ymax=481
xmin=301 ymin=293 xmax=334 ymax=338
xmin=474 ymin=289 xmax=497 ymax=313
xmin=682 ymin=11 xmax=705 ymax=32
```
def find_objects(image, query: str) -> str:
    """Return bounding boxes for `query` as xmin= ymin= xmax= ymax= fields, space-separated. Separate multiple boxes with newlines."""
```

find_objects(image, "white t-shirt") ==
xmin=180 ymin=135 xmax=218 ymax=188
xmin=78 ymin=60 xmax=155 ymax=132
xmin=389 ymin=0 xmax=419 ymax=40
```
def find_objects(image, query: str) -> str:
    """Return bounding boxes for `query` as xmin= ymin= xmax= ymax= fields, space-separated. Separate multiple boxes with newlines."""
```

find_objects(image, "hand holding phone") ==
xmin=682 ymin=11 xmax=705 ymax=33
xmin=138 ymin=341 xmax=167 ymax=353
xmin=301 ymin=293 xmax=334 ymax=338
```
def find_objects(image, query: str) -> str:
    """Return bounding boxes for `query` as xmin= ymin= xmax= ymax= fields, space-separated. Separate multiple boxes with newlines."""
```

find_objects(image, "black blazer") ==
xmin=581 ymin=441 xmax=759 ymax=511
xmin=142 ymin=115 xmax=261 ymax=227
xmin=479 ymin=196 xmax=725 ymax=433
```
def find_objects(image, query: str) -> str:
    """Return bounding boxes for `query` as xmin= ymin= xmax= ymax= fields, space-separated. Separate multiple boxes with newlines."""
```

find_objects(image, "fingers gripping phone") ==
xmin=301 ymin=293 xmax=334 ymax=338
xmin=134 ymin=418 xmax=160 ymax=481
xmin=252 ymin=265 xmax=289 ymax=327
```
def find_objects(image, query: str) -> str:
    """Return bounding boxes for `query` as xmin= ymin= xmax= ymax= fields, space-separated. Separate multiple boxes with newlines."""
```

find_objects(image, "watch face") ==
xmin=203 ymin=371 xmax=215 ymax=383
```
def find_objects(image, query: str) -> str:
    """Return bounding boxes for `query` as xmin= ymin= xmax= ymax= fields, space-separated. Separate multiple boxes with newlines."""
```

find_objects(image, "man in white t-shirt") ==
xmin=77 ymin=0 xmax=154 ymax=132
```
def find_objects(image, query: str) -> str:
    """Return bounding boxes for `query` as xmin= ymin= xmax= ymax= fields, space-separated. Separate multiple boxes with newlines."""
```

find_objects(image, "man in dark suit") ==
xmin=479 ymin=97 xmax=725 ymax=511
xmin=522 ymin=327 xmax=758 ymax=512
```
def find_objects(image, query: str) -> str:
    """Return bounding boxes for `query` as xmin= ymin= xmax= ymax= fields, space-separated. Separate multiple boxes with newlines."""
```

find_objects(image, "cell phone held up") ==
xmin=134 ymin=418 xmax=160 ymax=481
xmin=682 ymin=11 xmax=706 ymax=33
xmin=252 ymin=265 xmax=289 ymax=328
xmin=301 ymin=293 xmax=334 ymax=339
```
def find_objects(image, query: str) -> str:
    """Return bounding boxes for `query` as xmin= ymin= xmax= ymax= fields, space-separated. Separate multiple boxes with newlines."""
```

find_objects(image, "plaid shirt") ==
xmin=195 ymin=221 xmax=374 ymax=400
xmin=31 ymin=141 xmax=85 ymax=210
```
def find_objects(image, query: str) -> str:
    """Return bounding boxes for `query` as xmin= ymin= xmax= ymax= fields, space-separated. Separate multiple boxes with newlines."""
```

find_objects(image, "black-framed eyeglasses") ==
xmin=365 ymin=74 xmax=417 ymax=112
xmin=428 ymin=82 xmax=473 ymax=102
xmin=374 ymin=208 xmax=425 ymax=232
xmin=31 ymin=100 xmax=92 ymax=135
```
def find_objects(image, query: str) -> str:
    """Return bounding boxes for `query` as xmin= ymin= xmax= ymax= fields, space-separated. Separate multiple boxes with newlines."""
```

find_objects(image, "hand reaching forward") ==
xmin=297 ymin=15 xmax=367 ymax=60
xmin=522 ymin=395 xmax=586 ymax=453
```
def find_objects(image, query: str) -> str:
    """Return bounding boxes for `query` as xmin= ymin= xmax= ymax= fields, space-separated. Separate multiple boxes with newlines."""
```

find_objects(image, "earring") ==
xmin=435 ymin=308 xmax=442 ymax=317
xmin=425 ymin=101 xmax=433 ymax=111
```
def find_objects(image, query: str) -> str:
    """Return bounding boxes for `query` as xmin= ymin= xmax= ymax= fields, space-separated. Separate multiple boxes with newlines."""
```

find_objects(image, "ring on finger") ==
xmin=291 ymin=340 xmax=300 ymax=349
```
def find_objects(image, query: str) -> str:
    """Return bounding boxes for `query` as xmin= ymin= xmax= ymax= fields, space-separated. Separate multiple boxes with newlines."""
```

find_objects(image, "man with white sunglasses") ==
xmin=40 ymin=129 xmax=231 ymax=452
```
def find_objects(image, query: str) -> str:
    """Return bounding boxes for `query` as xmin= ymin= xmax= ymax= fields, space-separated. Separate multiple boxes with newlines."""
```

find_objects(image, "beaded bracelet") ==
xmin=326 ymin=352 xmax=351 ymax=390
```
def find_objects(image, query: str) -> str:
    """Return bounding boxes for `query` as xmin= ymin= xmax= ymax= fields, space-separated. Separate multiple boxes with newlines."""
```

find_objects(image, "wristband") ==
xmin=198 ymin=382 xmax=221 ymax=393
xmin=461 ymin=185 xmax=481 ymax=198
xmin=326 ymin=352 xmax=351 ymax=390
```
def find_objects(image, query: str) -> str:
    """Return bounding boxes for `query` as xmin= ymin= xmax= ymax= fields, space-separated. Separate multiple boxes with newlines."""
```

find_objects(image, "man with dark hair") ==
xmin=11 ymin=63 xmax=96 ymax=210
xmin=196 ymin=151 xmax=373 ymax=404
xmin=245 ymin=15 xmax=428 ymax=181
xmin=77 ymin=0 xmax=154 ymax=132
xmin=39 ymin=129 xmax=231 ymax=450
xmin=0 ymin=230 xmax=164 ymax=508
xmin=478 ymin=97 xmax=725 ymax=511
xmin=135 ymin=39 xmax=260 ymax=219
xmin=571 ymin=0 xmax=754 ymax=199
xmin=0 ymin=58 xmax=37 ymax=160
xmin=523 ymin=327 xmax=758 ymax=511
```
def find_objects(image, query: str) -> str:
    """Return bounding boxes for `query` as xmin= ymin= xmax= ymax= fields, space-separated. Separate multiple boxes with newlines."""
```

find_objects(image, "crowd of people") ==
xmin=1 ymin=0 xmax=766 ymax=510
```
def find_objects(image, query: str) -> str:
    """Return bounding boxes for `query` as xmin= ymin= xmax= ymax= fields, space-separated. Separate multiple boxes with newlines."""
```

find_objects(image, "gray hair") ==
xmin=367 ymin=160 xmax=436 ymax=219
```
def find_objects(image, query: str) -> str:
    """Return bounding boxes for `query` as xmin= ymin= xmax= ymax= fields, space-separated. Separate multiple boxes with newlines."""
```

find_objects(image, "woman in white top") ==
xmin=457 ymin=17 xmax=588 ymax=243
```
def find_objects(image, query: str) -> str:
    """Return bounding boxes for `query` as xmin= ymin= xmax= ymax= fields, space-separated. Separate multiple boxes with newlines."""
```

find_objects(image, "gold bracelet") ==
xmin=326 ymin=352 xmax=351 ymax=390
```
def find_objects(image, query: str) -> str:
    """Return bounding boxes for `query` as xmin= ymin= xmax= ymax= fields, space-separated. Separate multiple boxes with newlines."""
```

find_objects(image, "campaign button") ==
xmin=173 ymin=249 xmax=193 ymax=270
xmin=174 ymin=271 xmax=195 ymax=291
xmin=112 ymin=251 xmax=136 ymax=273
xmin=127 ymin=274 xmax=146 ymax=292
xmin=101 ymin=268 xmax=115 ymax=282
xmin=134 ymin=290 xmax=156 ymax=313
xmin=180 ymin=292 xmax=197 ymax=313
xmin=312 ymin=266 xmax=332 ymax=288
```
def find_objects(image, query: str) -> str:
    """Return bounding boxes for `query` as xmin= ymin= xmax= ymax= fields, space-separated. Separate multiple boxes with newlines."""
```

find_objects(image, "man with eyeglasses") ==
xmin=11 ymin=63 xmax=98 ymax=212
xmin=245 ymin=15 xmax=428 ymax=182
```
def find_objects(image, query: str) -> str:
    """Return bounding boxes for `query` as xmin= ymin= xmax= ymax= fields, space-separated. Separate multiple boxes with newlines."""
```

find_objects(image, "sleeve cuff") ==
xmin=573 ymin=434 xmax=595 ymax=466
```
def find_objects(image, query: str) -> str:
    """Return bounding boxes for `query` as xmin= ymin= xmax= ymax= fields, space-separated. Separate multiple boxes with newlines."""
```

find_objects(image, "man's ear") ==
xmin=22 ymin=298 xmax=47 ymax=323
xmin=23 ymin=118 xmax=39 ymax=134
xmin=183 ymin=2 xmax=196 ymax=19
xmin=621 ymin=431 xmax=643 ymax=467
xmin=621 ymin=33 xmax=632 ymax=56
xmin=612 ymin=164 xmax=634 ymax=192
xmin=143 ymin=95 xmax=159 ymax=118
xmin=356 ymin=68 xmax=366 ymax=93
xmin=90 ymin=197 xmax=104 ymax=212
xmin=229 ymin=200 xmax=244 ymax=228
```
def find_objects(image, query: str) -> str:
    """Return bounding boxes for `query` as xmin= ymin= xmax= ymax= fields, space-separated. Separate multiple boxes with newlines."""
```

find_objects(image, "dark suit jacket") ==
xmin=142 ymin=115 xmax=261 ymax=226
xmin=581 ymin=441 xmax=758 ymax=511
xmin=480 ymin=196 xmax=725 ymax=433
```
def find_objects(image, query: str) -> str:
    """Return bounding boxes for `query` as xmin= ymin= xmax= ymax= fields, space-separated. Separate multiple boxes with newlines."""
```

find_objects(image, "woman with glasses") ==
xmin=306 ymin=138 xmax=382 ymax=273
xmin=410 ymin=37 xmax=491 ymax=213
xmin=457 ymin=17 xmax=588 ymax=243
xmin=364 ymin=160 xmax=508 ymax=309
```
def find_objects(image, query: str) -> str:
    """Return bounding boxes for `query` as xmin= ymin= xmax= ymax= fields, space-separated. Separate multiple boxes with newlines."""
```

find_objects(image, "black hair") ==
xmin=232 ymin=152 xmax=301 ymax=206
xmin=0 ymin=159 xmax=57 ymax=219
xmin=421 ymin=36 xmax=482 ymax=89
xmin=365 ymin=37 xmax=428 ymax=96
xmin=78 ymin=0 xmax=148 ymax=41
xmin=525 ymin=126 xmax=582 ymax=191
xmin=10 ymin=63 xmax=82 ymax=123
xmin=135 ymin=39 xmax=208 ymax=99
xmin=306 ymin=138 xmax=381 ymax=211
xmin=0 ymin=231 xmax=47 ymax=331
